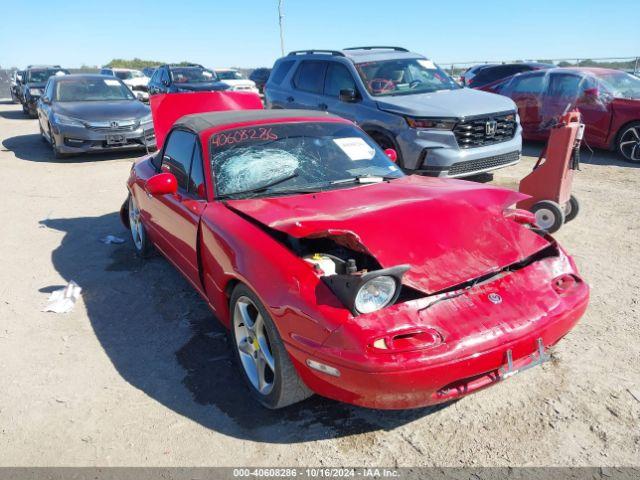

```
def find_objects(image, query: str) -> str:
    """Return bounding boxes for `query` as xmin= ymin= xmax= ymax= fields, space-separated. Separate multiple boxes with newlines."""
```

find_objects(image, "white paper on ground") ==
xmin=42 ymin=281 xmax=82 ymax=314
xmin=333 ymin=137 xmax=375 ymax=161
xmin=100 ymin=235 xmax=125 ymax=244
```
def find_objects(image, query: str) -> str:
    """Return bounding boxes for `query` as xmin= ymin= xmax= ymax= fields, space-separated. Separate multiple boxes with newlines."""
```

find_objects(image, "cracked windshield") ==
xmin=210 ymin=122 xmax=404 ymax=198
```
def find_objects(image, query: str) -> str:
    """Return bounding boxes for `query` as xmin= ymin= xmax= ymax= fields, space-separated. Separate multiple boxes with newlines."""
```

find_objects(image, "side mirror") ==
xmin=339 ymin=88 xmax=359 ymax=103
xmin=384 ymin=148 xmax=398 ymax=163
xmin=162 ymin=79 xmax=170 ymax=87
xmin=41 ymin=96 xmax=50 ymax=104
xmin=144 ymin=172 xmax=177 ymax=196
xmin=583 ymin=87 xmax=599 ymax=99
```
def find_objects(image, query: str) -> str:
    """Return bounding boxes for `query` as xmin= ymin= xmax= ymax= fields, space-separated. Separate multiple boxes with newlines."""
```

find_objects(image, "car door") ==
xmin=322 ymin=62 xmax=360 ymax=122
xmin=288 ymin=60 xmax=327 ymax=110
xmin=573 ymin=75 xmax=613 ymax=146
xmin=38 ymin=79 xmax=55 ymax=134
xmin=144 ymin=129 xmax=208 ymax=289
xmin=503 ymin=72 xmax=547 ymax=137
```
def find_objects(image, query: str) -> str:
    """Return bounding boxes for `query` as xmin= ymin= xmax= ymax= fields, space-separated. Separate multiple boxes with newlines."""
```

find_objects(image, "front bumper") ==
xmin=284 ymin=250 xmax=589 ymax=409
xmin=396 ymin=123 xmax=522 ymax=178
xmin=51 ymin=122 xmax=156 ymax=154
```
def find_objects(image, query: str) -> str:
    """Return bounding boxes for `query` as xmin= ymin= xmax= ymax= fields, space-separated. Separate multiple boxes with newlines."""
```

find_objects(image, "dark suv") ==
xmin=148 ymin=64 xmax=229 ymax=95
xmin=21 ymin=65 xmax=69 ymax=117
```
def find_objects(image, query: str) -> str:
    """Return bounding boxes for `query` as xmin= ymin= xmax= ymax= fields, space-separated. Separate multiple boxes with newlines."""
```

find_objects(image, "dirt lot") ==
xmin=0 ymin=99 xmax=638 ymax=467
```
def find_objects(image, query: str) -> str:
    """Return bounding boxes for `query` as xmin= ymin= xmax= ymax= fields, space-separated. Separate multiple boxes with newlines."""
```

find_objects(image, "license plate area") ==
xmin=499 ymin=338 xmax=550 ymax=379
xmin=106 ymin=134 xmax=126 ymax=145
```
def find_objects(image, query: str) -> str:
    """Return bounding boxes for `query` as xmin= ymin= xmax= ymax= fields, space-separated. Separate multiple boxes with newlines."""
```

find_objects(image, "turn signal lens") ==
xmin=371 ymin=329 xmax=442 ymax=353
xmin=553 ymin=274 xmax=579 ymax=295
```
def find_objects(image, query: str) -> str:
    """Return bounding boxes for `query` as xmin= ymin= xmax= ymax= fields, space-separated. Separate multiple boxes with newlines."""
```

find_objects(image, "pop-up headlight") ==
xmin=322 ymin=265 xmax=410 ymax=315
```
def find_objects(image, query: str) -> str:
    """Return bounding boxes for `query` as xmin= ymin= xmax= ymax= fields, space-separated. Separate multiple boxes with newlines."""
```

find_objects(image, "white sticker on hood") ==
xmin=104 ymin=79 xmax=121 ymax=86
xmin=333 ymin=137 xmax=376 ymax=161
xmin=417 ymin=59 xmax=436 ymax=69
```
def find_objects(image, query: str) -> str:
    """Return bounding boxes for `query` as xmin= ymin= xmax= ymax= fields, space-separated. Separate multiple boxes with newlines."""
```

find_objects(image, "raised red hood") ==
xmin=150 ymin=91 xmax=263 ymax=148
xmin=226 ymin=175 xmax=550 ymax=294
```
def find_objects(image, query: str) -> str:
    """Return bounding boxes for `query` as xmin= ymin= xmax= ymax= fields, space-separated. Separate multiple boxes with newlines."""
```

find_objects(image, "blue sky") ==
xmin=1 ymin=0 xmax=638 ymax=69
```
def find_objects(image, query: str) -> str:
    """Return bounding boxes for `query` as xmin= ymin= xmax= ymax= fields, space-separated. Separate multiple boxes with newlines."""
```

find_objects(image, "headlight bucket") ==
xmin=322 ymin=265 xmax=410 ymax=316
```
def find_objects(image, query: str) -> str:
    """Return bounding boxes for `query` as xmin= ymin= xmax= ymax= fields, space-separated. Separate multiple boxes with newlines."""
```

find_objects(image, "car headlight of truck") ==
xmin=53 ymin=113 xmax=85 ymax=127
xmin=29 ymin=88 xmax=43 ymax=96
xmin=140 ymin=113 xmax=153 ymax=124
xmin=405 ymin=117 xmax=456 ymax=130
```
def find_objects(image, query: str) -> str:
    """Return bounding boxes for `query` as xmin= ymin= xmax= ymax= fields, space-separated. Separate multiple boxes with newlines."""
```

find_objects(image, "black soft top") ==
xmin=175 ymin=109 xmax=341 ymax=133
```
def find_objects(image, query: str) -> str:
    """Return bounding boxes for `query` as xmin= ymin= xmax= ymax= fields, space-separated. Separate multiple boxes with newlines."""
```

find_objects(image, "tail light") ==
xmin=371 ymin=328 xmax=442 ymax=353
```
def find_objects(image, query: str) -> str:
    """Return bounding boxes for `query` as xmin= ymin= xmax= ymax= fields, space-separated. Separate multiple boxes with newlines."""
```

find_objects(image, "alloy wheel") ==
xmin=233 ymin=296 xmax=276 ymax=395
xmin=128 ymin=195 xmax=144 ymax=250
xmin=619 ymin=126 xmax=640 ymax=162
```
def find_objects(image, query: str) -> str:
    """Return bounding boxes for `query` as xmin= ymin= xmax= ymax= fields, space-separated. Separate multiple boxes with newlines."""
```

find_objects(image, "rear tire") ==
xmin=229 ymin=284 xmax=312 ymax=409
xmin=564 ymin=195 xmax=580 ymax=223
xmin=128 ymin=194 xmax=153 ymax=258
xmin=531 ymin=200 xmax=565 ymax=233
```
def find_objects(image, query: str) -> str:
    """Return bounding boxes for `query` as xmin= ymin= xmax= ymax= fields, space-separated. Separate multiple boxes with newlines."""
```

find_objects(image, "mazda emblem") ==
xmin=488 ymin=293 xmax=502 ymax=304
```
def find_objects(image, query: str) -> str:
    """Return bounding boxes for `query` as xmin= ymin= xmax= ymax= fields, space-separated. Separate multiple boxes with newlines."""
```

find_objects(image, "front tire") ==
xmin=229 ymin=284 xmax=312 ymax=409
xmin=48 ymin=124 xmax=69 ymax=159
xmin=617 ymin=122 xmax=640 ymax=163
xmin=531 ymin=200 xmax=565 ymax=233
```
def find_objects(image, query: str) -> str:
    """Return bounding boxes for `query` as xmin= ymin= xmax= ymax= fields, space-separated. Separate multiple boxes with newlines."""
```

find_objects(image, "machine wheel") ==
xmin=617 ymin=122 xmax=640 ymax=163
xmin=230 ymin=284 xmax=312 ymax=409
xmin=531 ymin=200 xmax=565 ymax=233
xmin=564 ymin=195 xmax=580 ymax=223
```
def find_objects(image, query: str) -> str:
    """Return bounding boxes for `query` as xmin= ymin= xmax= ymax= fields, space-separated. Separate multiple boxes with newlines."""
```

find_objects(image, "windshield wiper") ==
xmin=217 ymin=172 xmax=299 ymax=200
xmin=329 ymin=174 xmax=398 ymax=185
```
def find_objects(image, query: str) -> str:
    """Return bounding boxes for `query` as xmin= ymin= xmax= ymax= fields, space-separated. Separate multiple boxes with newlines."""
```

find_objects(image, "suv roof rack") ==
xmin=27 ymin=64 xmax=62 ymax=69
xmin=343 ymin=46 xmax=409 ymax=52
xmin=288 ymin=50 xmax=346 ymax=57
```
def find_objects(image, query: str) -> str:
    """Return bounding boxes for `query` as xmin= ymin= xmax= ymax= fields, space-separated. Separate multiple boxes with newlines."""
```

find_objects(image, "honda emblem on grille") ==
xmin=110 ymin=121 xmax=119 ymax=128
xmin=485 ymin=120 xmax=497 ymax=137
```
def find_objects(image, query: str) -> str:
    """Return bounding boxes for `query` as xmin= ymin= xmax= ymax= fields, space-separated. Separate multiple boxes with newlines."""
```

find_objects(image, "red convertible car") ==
xmin=481 ymin=67 xmax=640 ymax=163
xmin=121 ymin=98 xmax=589 ymax=409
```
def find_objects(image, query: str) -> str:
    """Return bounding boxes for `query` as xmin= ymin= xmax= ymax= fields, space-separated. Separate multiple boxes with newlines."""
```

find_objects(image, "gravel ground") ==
xmin=0 ymin=100 xmax=638 ymax=467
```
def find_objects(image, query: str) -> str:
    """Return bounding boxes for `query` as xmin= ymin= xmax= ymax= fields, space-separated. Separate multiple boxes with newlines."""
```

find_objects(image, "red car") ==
xmin=121 ymin=94 xmax=589 ymax=409
xmin=481 ymin=67 xmax=640 ymax=163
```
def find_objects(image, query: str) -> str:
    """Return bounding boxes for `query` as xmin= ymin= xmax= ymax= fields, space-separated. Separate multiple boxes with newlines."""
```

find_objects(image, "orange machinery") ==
xmin=517 ymin=110 xmax=584 ymax=233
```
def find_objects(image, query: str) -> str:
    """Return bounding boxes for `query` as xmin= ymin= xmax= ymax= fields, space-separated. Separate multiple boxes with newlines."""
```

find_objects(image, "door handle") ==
xmin=318 ymin=103 xmax=328 ymax=110
xmin=286 ymin=96 xmax=294 ymax=102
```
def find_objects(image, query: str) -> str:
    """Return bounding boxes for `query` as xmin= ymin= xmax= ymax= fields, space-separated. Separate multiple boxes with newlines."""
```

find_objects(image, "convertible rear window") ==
xmin=210 ymin=122 xmax=404 ymax=198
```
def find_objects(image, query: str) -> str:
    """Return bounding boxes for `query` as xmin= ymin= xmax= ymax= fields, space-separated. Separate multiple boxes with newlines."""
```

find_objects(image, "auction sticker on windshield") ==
xmin=417 ymin=59 xmax=436 ymax=69
xmin=104 ymin=79 xmax=121 ymax=86
xmin=333 ymin=137 xmax=376 ymax=161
